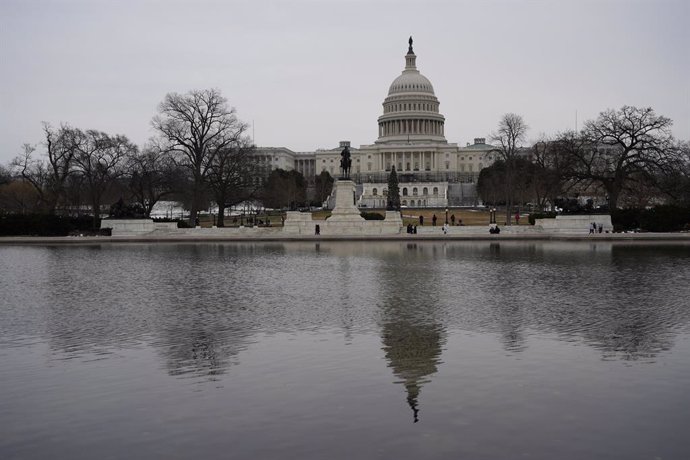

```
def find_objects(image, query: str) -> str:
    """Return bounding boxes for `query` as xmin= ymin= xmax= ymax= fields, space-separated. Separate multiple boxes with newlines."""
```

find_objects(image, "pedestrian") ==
xmin=450 ymin=214 xmax=456 ymax=225
xmin=315 ymin=224 xmax=320 ymax=235
xmin=432 ymin=214 xmax=437 ymax=226
xmin=443 ymin=223 xmax=448 ymax=234
xmin=515 ymin=212 xmax=520 ymax=224
xmin=589 ymin=222 xmax=595 ymax=234
xmin=419 ymin=215 xmax=424 ymax=226
xmin=598 ymin=223 xmax=603 ymax=233
xmin=413 ymin=225 xmax=417 ymax=234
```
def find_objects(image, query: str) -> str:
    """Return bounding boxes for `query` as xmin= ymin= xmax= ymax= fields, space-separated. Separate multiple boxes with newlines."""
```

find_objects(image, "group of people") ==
xmin=589 ymin=222 xmax=603 ymax=234
xmin=418 ymin=214 xmax=462 ymax=226
xmin=406 ymin=224 xmax=418 ymax=234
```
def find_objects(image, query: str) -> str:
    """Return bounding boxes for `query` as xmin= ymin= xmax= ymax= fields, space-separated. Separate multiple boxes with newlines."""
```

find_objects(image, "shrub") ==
xmin=0 ymin=213 xmax=101 ymax=236
xmin=612 ymin=206 xmax=690 ymax=232
xmin=528 ymin=211 xmax=557 ymax=225
xmin=360 ymin=211 xmax=384 ymax=220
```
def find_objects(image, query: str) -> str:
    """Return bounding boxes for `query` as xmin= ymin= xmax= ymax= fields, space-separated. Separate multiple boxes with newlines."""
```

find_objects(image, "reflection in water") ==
xmin=378 ymin=243 xmax=446 ymax=422
xmin=2 ymin=242 xmax=690 ymax=459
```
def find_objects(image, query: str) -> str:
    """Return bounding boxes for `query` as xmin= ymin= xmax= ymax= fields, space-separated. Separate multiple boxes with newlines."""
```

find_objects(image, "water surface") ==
xmin=1 ymin=241 xmax=689 ymax=459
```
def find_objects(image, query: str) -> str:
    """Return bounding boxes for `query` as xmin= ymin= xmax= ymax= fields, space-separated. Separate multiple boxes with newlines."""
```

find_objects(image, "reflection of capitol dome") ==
xmin=377 ymin=37 xmax=446 ymax=144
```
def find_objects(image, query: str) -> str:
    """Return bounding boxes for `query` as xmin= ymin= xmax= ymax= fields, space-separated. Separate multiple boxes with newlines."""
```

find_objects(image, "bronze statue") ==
xmin=340 ymin=145 xmax=352 ymax=179
xmin=408 ymin=36 xmax=413 ymax=53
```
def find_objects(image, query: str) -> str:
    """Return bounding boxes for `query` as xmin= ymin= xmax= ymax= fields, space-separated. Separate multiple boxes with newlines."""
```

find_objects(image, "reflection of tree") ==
xmin=159 ymin=324 xmax=248 ymax=380
xmin=377 ymin=244 xmax=447 ymax=423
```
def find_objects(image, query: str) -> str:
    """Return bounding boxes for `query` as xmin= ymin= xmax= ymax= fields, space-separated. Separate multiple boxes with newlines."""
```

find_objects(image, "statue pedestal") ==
xmin=328 ymin=180 xmax=364 ymax=223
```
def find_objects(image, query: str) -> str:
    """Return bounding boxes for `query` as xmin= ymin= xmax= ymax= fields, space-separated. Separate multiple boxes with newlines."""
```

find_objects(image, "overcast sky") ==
xmin=1 ymin=0 xmax=688 ymax=164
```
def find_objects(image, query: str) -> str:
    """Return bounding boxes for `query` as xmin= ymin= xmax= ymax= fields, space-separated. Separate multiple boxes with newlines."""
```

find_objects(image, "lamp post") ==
xmin=490 ymin=208 xmax=496 ymax=224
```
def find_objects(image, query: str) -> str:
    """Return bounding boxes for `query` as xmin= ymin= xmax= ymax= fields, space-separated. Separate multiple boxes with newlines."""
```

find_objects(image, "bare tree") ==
xmin=11 ymin=143 xmax=48 ymax=209
xmin=0 ymin=180 xmax=42 ymax=214
xmin=207 ymin=135 xmax=258 ymax=227
xmin=126 ymin=144 xmax=182 ymax=217
xmin=0 ymin=163 xmax=11 ymax=185
xmin=11 ymin=123 xmax=79 ymax=213
xmin=532 ymin=132 xmax=584 ymax=211
xmin=577 ymin=106 xmax=679 ymax=209
xmin=490 ymin=113 xmax=528 ymax=224
xmin=72 ymin=129 xmax=136 ymax=227
xmin=152 ymin=88 xmax=246 ymax=226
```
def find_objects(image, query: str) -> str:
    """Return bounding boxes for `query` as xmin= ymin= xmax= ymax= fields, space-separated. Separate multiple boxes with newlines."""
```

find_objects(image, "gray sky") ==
xmin=1 ymin=0 xmax=688 ymax=164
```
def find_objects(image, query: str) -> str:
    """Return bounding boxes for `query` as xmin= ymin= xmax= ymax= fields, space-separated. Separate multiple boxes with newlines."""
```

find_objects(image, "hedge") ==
xmin=0 ymin=213 xmax=104 ymax=236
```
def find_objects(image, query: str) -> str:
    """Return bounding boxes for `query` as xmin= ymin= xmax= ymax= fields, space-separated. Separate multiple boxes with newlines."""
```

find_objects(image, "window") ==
xmin=410 ymin=200 xmax=415 ymax=206
xmin=445 ymin=161 xmax=450 ymax=170
xmin=372 ymin=188 xmax=378 ymax=196
xmin=383 ymin=189 xmax=388 ymax=196
xmin=433 ymin=187 xmax=439 ymax=196
xmin=403 ymin=188 xmax=408 ymax=196
xmin=423 ymin=187 xmax=428 ymax=195
xmin=402 ymin=200 xmax=407 ymax=206
xmin=413 ymin=187 xmax=418 ymax=196
xmin=367 ymin=163 xmax=371 ymax=171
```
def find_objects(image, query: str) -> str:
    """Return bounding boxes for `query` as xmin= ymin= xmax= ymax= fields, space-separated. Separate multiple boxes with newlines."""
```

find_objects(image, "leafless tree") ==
xmin=72 ymin=130 xmax=136 ymax=227
xmin=532 ymin=132 xmax=584 ymax=210
xmin=490 ymin=113 xmax=528 ymax=224
xmin=0 ymin=180 xmax=42 ymax=214
xmin=0 ymin=163 xmax=11 ymax=185
xmin=11 ymin=123 xmax=79 ymax=213
xmin=577 ymin=106 xmax=679 ymax=209
xmin=126 ymin=143 xmax=182 ymax=217
xmin=152 ymin=88 xmax=247 ymax=226
xmin=206 ymin=134 xmax=258 ymax=227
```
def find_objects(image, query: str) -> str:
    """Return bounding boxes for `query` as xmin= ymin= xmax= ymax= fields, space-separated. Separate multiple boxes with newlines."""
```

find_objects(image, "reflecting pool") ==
xmin=1 ymin=241 xmax=690 ymax=459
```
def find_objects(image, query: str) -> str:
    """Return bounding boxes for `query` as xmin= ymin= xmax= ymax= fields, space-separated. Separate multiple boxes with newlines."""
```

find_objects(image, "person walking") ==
xmin=432 ymin=214 xmax=437 ymax=226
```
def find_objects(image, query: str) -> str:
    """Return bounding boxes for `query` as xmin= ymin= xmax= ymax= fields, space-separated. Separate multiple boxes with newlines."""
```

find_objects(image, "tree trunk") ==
xmin=189 ymin=179 xmax=200 ymax=227
xmin=217 ymin=205 xmax=226 ymax=227
xmin=92 ymin=198 xmax=100 ymax=229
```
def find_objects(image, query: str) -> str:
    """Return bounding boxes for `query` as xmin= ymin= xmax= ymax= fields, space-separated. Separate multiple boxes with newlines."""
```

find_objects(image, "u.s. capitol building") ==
xmin=255 ymin=38 xmax=502 ymax=207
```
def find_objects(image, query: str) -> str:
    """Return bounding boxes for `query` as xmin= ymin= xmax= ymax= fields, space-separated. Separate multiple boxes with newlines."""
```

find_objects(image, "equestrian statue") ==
xmin=340 ymin=145 xmax=352 ymax=179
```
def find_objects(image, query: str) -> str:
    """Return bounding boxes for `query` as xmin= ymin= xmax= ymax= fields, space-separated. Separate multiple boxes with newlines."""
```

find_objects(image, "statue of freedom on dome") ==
xmin=340 ymin=145 xmax=352 ymax=179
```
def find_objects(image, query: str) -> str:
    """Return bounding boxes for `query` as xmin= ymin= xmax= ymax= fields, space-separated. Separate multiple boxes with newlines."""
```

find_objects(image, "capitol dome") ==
xmin=377 ymin=37 xmax=446 ymax=144
xmin=388 ymin=72 xmax=435 ymax=95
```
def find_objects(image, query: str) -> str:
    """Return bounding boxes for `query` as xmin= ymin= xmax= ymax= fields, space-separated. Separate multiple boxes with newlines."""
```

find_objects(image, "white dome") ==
xmin=388 ymin=71 xmax=435 ymax=96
